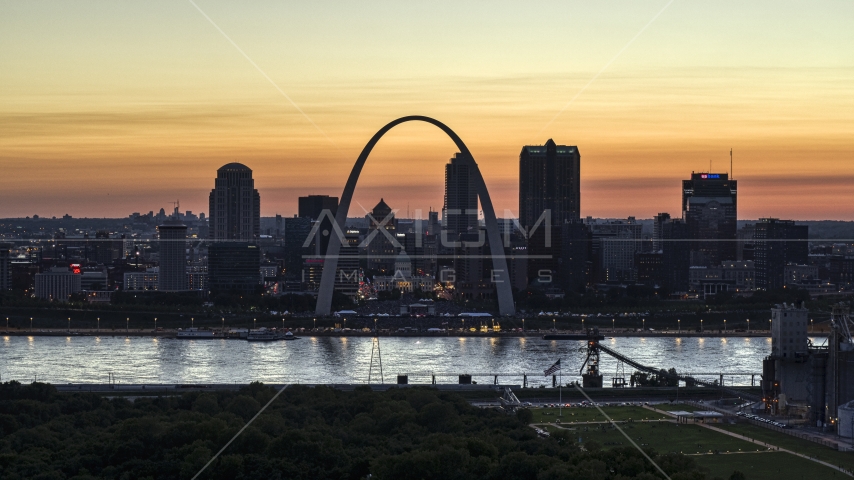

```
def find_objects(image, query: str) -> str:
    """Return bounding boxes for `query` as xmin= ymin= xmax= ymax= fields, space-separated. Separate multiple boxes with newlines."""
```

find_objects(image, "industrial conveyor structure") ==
xmin=579 ymin=328 xmax=761 ymax=402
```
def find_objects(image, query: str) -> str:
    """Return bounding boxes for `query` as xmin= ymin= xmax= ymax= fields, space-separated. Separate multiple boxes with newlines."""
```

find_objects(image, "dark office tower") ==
xmin=520 ymin=140 xmax=579 ymax=291
xmin=298 ymin=194 xmax=339 ymax=256
xmin=526 ymin=225 xmax=562 ymax=289
xmin=590 ymin=218 xmax=642 ymax=283
xmin=0 ymin=243 xmax=11 ymax=291
xmin=443 ymin=152 xmax=478 ymax=237
xmin=682 ymin=172 xmax=737 ymax=266
xmin=636 ymin=252 xmax=664 ymax=288
xmin=275 ymin=214 xmax=283 ymax=238
xmin=283 ymin=216 xmax=312 ymax=291
xmin=157 ymin=218 xmax=188 ymax=292
xmin=737 ymin=224 xmax=756 ymax=261
xmin=560 ymin=220 xmax=591 ymax=294
xmin=298 ymin=195 xmax=339 ymax=221
xmin=427 ymin=210 xmax=440 ymax=236
xmin=661 ymin=218 xmax=690 ymax=293
xmin=754 ymin=218 xmax=809 ymax=290
xmin=367 ymin=199 xmax=397 ymax=274
xmin=208 ymin=243 xmax=261 ymax=294
xmin=519 ymin=139 xmax=580 ymax=229
xmin=454 ymin=229 xmax=492 ymax=300
xmin=91 ymin=230 xmax=122 ymax=266
xmin=652 ymin=213 xmax=671 ymax=252
xmin=208 ymin=163 xmax=260 ymax=241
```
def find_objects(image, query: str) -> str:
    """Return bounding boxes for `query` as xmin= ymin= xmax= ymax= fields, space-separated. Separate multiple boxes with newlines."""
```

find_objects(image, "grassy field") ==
xmin=693 ymin=451 xmax=843 ymax=480
xmin=532 ymin=406 xmax=852 ymax=479
xmin=715 ymin=423 xmax=854 ymax=473
xmin=531 ymin=406 xmax=670 ymax=424
xmin=546 ymin=421 xmax=763 ymax=455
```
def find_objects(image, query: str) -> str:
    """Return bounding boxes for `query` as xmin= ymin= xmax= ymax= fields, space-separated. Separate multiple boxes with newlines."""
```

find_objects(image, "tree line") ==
xmin=0 ymin=381 xmax=753 ymax=479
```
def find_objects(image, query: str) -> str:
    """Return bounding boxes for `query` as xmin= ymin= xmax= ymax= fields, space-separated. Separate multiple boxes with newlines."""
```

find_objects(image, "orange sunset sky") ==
xmin=1 ymin=1 xmax=853 ymax=220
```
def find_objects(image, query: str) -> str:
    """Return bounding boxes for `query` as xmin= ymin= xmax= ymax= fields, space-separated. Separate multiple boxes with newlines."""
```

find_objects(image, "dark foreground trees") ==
xmin=0 ymin=381 xmax=716 ymax=480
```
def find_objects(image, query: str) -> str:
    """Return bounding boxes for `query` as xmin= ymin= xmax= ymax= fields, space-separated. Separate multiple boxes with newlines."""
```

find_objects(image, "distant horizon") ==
xmin=2 ymin=2 xmax=852 ymax=220
xmin=4 ymin=214 xmax=854 ymax=224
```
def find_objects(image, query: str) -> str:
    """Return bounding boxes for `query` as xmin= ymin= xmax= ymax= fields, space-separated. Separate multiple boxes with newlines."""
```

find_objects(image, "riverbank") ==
xmin=1 ymin=327 xmax=780 ymax=338
xmin=0 ymin=306 xmax=834 ymax=335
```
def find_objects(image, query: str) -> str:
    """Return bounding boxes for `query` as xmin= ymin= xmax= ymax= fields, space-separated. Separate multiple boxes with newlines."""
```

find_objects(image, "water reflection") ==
xmin=0 ymin=335 xmax=829 ymax=387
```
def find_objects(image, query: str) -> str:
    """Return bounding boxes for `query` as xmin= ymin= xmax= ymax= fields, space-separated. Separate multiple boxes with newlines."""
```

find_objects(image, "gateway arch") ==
xmin=315 ymin=115 xmax=516 ymax=316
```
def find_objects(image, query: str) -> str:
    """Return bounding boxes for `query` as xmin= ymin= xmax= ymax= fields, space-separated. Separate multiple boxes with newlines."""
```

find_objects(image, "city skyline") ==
xmin=2 ymin=1 xmax=853 ymax=220
xmin=4 ymin=3 xmax=854 ymax=476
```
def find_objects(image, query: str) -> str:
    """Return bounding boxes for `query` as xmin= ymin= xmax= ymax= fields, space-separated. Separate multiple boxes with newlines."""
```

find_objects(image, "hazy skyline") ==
xmin=2 ymin=1 xmax=853 ymax=220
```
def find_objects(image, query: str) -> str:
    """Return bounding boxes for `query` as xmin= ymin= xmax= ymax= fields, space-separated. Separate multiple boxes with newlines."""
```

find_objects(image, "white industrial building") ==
xmin=34 ymin=267 xmax=81 ymax=301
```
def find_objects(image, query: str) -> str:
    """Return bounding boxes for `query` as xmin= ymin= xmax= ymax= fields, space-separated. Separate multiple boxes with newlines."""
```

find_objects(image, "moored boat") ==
xmin=247 ymin=328 xmax=277 ymax=342
xmin=176 ymin=328 xmax=217 ymax=339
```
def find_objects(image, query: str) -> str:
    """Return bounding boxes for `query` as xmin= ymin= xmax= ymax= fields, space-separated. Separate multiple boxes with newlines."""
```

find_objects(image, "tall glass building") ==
xmin=519 ymin=139 xmax=580 ymax=229
xmin=157 ymin=217 xmax=187 ymax=292
xmin=207 ymin=163 xmax=261 ymax=294
xmin=682 ymin=172 xmax=737 ymax=267
xmin=208 ymin=163 xmax=260 ymax=241
xmin=443 ymin=152 xmax=478 ymax=238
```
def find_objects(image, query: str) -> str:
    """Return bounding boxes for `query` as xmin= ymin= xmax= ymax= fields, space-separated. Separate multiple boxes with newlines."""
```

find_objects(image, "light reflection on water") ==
xmin=0 ymin=336 xmax=826 ymax=386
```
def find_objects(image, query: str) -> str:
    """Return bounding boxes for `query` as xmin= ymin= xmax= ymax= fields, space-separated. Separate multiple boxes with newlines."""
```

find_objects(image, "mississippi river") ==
xmin=1 ymin=335 xmax=825 ymax=386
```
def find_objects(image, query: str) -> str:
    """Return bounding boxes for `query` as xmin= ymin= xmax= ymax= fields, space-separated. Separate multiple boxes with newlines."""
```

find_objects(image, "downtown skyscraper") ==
xmin=682 ymin=172 xmax=737 ymax=267
xmin=443 ymin=152 xmax=478 ymax=238
xmin=157 ymin=212 xmax=188 ymax=292
xmin=519 ymin=139 xmax=581 ymax=229
xmin=754 ymin=218 xmax=809 ymax=290
xmin=519 ymin=139 xmax=581 ymax=290
xmin=207 ymin=163 xmax=261 ymax=294
xmin=208 ymin=163 xmax=260 ymax=241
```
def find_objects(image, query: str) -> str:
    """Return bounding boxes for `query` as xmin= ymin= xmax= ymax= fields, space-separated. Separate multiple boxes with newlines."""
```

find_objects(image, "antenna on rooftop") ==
xmin=730 ymin=148 xmax=733 ymax=178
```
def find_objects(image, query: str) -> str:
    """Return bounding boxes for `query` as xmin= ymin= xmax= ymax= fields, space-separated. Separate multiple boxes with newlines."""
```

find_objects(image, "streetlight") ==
xmin=582 ymin=318 xmax=585 ymax=331
xmin=612 ymin=318 xmax=615 ymax=331
xmin=724 ymin=319 xmax=727 ymax=333
xmin=678 ymin=319 xmax=681 ymax=333
xmin=700 ymin=319 xmax=704 ymax=332
xmin=191 ymin=317 xmax=194 ymax=329
xmin=282 ymin=317 xmax=285 ymax=331
xmin=462 ymin=318 xmax=465 ymax=331
xmin=97 ymin=317 xmax=100 ymax=332
xmin=5 ymin=317 xmax=8 ymax=331
xmin=747 ymin=318 xmax=750 ymax=333
xmin=313 ymin=318 xmax=316 ymax=330
xmin=642 ymin=318 xmax=645 ymax=331
xmin=154 ymin=317 xmax=157 ymax=332
xmin=810 ymin=318 xmax=814 ymax=333
xmin=30 ymin=317 xmax=33 ymax=331
xmin=552 ymin=318 xmax=556 ymax=331
xmin=374 ymin=318 xmax=377 ymax=332
xmin=522 ymin=318 xmax=525 ymax=333
xmin=221 ymin=317 xmax=225 ymax=333
xmin=126 ymin=317 xmax=129 ymax=336
xmin=253 ymin=318 xmax=257 ymax=330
